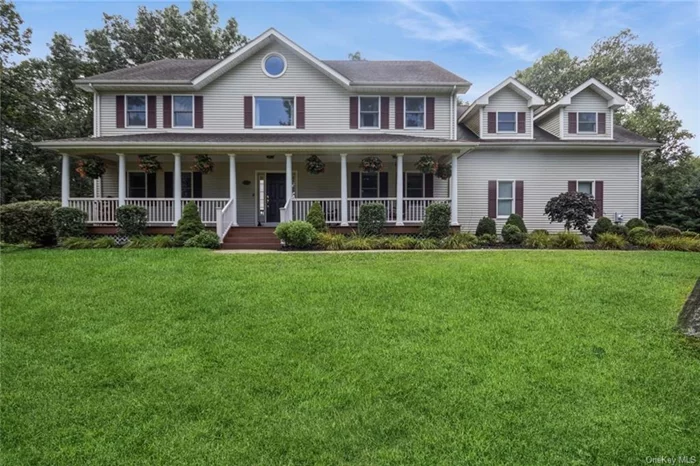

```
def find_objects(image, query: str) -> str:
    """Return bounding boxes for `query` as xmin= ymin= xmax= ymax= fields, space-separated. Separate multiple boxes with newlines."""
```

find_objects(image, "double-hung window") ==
xmin=497 ymin=181 xmax=514 ymax=217
xmin=181 ymin=172 xmax=193 ymax=198
xmin=361 ymin=173 xmax=379 ymax=198
xmin=497 ymin=112 xmax=516 ymax=133
xmin=359 ymin=97 xmax=379 ymax=128
xmin=126 ymin=95 xmax=147 ymax=127
xmin=405 ymin=173 xmax=425 ymax=198
xmin=128 ymin=172 xmax=148 ymax=198
xmin=578 ymin=112 xmax=596 ymax=133
xmin=255 ymin=96 xmax=294 ymax=127
xmin=577 ymin=180 xmax=594 ymax=196
xmin=405 ymin=97 xmax=425 ymax=128
xmin=173 ymin=96 xmax=194 ymax=128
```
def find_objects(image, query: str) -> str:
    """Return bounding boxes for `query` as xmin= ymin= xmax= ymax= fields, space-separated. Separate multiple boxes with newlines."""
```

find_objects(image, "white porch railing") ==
xmin=127 ymin=198 xmax=174 ymax=223
xmin=403 ymin=198 xmax=451 ymax=223
xmin=68 ymin=198 xmax=119 ymax=224
xmin=68 ymin=198 xmax=227 ymax=224
xmin=291 ymin=198 xmax=343 ymax=224
xmin=216 ymin=198 xmax=236 ymax=240
xmin=286 ymin=198 xmax=451 ymax=224
xmin=182 ymin=199 xmax=227 ymax=224
xmin=348 ymin=198 xmax=397 ymax=223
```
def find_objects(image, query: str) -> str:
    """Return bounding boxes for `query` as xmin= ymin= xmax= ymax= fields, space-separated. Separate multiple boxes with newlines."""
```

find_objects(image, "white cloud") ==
xmin=504 ymin=44 xmax=540 ymax=62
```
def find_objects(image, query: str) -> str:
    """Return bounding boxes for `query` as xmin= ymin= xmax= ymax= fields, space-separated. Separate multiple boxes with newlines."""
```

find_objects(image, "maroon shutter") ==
xmin=568 ymin=181 xmax=577 ymax=192
xmin=349 ymin=96 xmax=358 ymax=129
xmin=162 ymin=95 xmax=172 ymax=128
xmin=147 ymin=96 xmax=157 ymax=128
xmin=517 ymin=112 xmax=526 ymax=134
xmin=194 ymin=96 xmax=203 ymax=128
xmin=488 ymin=180 xmax=497 ymax=218
xmin=379 ymin=172 xmax=389 ymax=198
xmin=116 ymin=95 xmax=125 ymax=128
xmin=296 ymin=96 xmax=305 ymax=129
xmin=425 ymin=174 xmax=434 ymax=198
xmin=568 ymin=112 xmax=577 ymax=134
xmin=515 ymin=181 xmax=524 ymax=216
xmin=380 ymin=97 xmax=389 ymax=129
xmin=487 ymin=112 xmax=496 ymax=133
xmin=426 ymin=97 xmax=435 ymax=130
xmin=244 ymin=96 xmax=253 ymax=129
xmin=597 ymin=112 xmax=606 ymax=134
xmin=350 ymin=172 xmax=360 ymax=198
xmin=595 ymin=181 xmax=604 ymax=218
xmin=395 ymin=97 xmax=404 ymax=129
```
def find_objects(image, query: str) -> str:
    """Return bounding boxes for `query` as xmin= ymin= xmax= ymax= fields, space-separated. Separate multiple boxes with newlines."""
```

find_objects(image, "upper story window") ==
xmin=577 ymin=181 xmax=594 ymax=196
xmin=497 ymin=180 xmax=514 ymax=217
xmin=126 ymin=95 xmax=146 ymax=127
xmin=578 ymin=112 xmax=597 ymax=133
xmin=255 ymin=96 xmax=294 ymax=127
xmin=262 ymin=53 xmax=287 ymax=78
xmin=497 ymin=112 xmax=516 ymax=133
xmin=173 ymin=96 xmax=194 ymax=128
xmin=405 ymin=97 xmax=425 ymax=129
xmin=359 ymin=97 xmax=379 ymax=128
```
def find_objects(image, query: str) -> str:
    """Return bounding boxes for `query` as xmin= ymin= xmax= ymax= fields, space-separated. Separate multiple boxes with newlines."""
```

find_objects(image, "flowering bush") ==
xmin=138 ymin=155 xmax=161 ymax=174
xmin=360 ymin=156 xmax=383 ymax=173
xmin=415 ymin=155 xmax=437 ymax=174
xmin=435 ymin=162 xmax=452 ymax=180
xmin=192 ymin=154 xmax=214 ymax=174
xmin=75 ymin=157 xmax=106 ymax=179
xmin=305 ymin=155 xmax=325 ymax=175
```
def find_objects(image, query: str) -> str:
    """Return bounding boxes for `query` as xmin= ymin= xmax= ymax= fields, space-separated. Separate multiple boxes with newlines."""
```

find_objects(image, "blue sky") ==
xmin=15 ymin=0 xmax=700 ymax=150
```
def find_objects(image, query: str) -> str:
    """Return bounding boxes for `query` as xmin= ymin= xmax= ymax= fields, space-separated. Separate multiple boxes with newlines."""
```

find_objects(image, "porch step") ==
xmin=222 ymin=226 xmax=280 ymax=250
xmin=221 ymin=243 xmax=280 ymax=250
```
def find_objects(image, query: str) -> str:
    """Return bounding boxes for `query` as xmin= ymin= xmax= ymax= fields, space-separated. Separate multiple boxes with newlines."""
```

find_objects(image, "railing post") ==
xmin=117 ymin=153 xmax=126 ymax=207
xmin=173 ymin=153 xmax=182 ymax=225
xmin=396 ymin=153 xmax=404 ymax=226
xmin=340 ymin=153 xmax=348 ymax=226
xmin=216 ymin=207 xmax=223 ymax=239
xmin=451 ymin=153 xmax=459 ymax=226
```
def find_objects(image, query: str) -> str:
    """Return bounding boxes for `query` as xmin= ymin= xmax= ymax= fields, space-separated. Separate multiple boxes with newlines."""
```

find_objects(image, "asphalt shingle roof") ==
xmin=81 ymin=59 xmax=221 ymax=82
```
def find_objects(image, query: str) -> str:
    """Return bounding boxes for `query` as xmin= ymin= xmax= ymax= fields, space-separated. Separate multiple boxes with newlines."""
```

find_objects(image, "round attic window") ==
xmin=262 ymin=53 xmax=286 ymax=78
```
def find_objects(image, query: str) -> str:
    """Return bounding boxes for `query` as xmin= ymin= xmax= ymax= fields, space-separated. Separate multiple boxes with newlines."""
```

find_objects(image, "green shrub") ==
xmin=609 ymin=224 xmax=629 ymax=238
xmin=420 ymin=203 xmax=451 ymax=238
xmin=184 ymin=231 xmax=220 ymax=249
xmin=0 ymin=200 xmax=60 ymax=245
xmin=317 ymin=232 xmax=346 ymax=250
xmin=524 ymin=231 xmax=552 ymax=249
xmin=393 ymin=236 xmax=419 ymax=250
xmin=124 ymin=236 xmax=153 ymax=249
xmin=475 ymin=217 xmax=496 ymax=237
xmin=52 ymin=207 xmax=87 ymax=239
xmin=274 ymin=221 xmax=317 ymax=249
xmin=591 ymin=217 xmax=613 ymax=240
xmin=441 ymin=232 xmax=477 ymax=249
xmin=413 ymin=238 xmax=438 ymax=250
xmin=117 ymin=205 xmax=148 ymax=237
xmin=502 ymin=224 xmax=525 ymax=245
xmin=150 ymin=235 xmax=176 ymax=248
xmin=596 ymin=233 xmax=627 ymax=250
xmin=60 ymin=237 xmax=93 ymax=249
xmin=682 ymin=231 xmax=700 ymax=239
xmin=92 ymin=237 xmax=117 ymax=248
xmin=626 ymin=218 xmax=648 ymax=230
xmin=551 ymin=232 xmax=584 ymax=249
xmin=649 ymin=236 xmax=700 ymax=252
xmin=344 ymin=236 xmax=373 ymax=250
xmin=1 ymin=241 xmax=36 ymax=252
xmin=505 ymin=213 xmax=527 ymax=233
xmin=358 ymin=203 xmax=386 ymax=236
xmin=477 ymin=233 xmax=498 ymax=246
xmin=174 ymin=202 xmax=205 ymax=245
xmin=628 ymin=227 xmax=654 ymax=246
xmin=306 ymin=202 xmax=327 ymax=232
xmin=653 ymin=225 xmax=682 ymax=238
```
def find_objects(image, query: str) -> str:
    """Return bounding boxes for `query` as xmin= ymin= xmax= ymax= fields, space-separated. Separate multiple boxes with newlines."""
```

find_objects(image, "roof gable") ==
xmin=459 ymin=77 xmax=544 ymax=122
xmin=534 ymin=78 xmax=627 ymax=121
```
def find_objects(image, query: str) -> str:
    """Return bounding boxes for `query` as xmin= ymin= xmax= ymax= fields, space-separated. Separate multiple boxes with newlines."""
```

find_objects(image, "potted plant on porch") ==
xmin=360 ymin=156 xmax=383 ymax=172
xmin=138 ymin=155 xmax=161 ymax=174
xmin=436 ymin=162 xmax=452 ymax=180
xmin=305 ymin=155 xmax=325 ymax=175
xmin=191 ymin=154 xmax=214 ymax=174
xmin=75 ymin=157 xmax=106 ymax=179
xmin=415 ymin=155 xmax=437 ymax=174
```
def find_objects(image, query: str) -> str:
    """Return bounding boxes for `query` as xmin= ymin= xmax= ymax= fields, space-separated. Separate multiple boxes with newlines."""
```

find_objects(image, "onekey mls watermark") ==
xmin=645 ymin=457 xmax=696 ymax=464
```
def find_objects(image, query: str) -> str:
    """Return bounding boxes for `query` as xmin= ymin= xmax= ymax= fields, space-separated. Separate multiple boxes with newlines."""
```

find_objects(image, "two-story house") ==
xmin=36 ymin=28 xmax=657 ymax=248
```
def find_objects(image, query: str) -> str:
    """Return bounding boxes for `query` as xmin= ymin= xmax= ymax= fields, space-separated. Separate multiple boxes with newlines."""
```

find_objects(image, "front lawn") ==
xmin=2 ymin=250 xmax=699 ymax=465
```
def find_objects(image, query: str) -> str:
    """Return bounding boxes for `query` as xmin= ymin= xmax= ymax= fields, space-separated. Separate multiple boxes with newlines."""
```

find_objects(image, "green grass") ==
xmin=2 ymin=249 xmax=699 ymax=465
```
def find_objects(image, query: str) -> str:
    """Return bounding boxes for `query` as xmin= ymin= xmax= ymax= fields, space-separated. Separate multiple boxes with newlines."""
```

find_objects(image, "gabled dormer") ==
xmin=458 ymin=77 xmax=545 ymax=139
xmin=534 ymin=78 xmax=626 ymax=140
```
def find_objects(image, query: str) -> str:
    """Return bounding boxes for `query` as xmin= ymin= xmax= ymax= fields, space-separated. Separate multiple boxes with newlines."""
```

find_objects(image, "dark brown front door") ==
xmin=266 ymin=173 xmax=286 ymax=223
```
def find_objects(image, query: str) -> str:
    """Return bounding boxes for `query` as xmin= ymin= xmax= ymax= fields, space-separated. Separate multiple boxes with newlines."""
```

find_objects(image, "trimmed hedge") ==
xmin=421 ymin=203 xmax=451 ymax=238
xmin=53 ymin=207 xmax=87 ymax=239
xmin=653 ymin=225 xmax=682 ymax=238
xmin=306 ymin=202 xmax=327 ymax=232
xmin=174 ymin=202 xmax=205 ymax=245
xmin=502 ymin=224 xmax=525 ymax=245
xmin=184 ymin=231 xmax=220 ymax=249
xmin=0 ymin=200 xmax=61 ymax=246
xmin=475 ymin=217 xmax=496 ymax=237
xmin=505 ymin=213 xmax=527 ymax=233
xmin=609 ymin=224 xmax=629 ymax=238
xmin=117 ymin=205 xmax=148 ymax=237
xmin=275 ymin=221 xmax=317 ymax=249
xmin=626 ymin=218 xmax=648 ymax=230
xmin=628 ymin=227 xmax=654 ymax=245
xmin=358 ymin=203 xmax=386 ymax=237
xmin=591 ymin=217 xmax=613 ymax=240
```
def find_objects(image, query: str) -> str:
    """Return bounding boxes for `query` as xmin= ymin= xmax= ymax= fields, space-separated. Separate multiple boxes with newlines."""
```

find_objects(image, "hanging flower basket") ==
xmin=436 ymin=162 xmax=452 ymax=180
xmin=192 ymin=154 xmax=214 ymax=174
xmin=305 ymin=155 xmax=325 ymax=175
xmin=415 ymin=155 xmax=437 ymax=174
xmin=138 ymin=155 xmax=161 ymax=174
xmin=75 ymin=157 xmax=106 ymax=179
xmin=360 ymin=156 xmax=383 ymax=173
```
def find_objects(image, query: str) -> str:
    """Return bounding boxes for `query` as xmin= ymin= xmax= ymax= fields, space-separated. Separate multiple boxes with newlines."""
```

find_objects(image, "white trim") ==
xmin=404 ymin=96 xmax=426 ymax=130
xmin=261 ymin=52 xmax=287 ymax=78
xmin=479 ymin=107 xmax=484 ymax=138
xmin=358 ymin=96 xmax=381 ymax=129
xmin=172 ymin=95 xmax=195 ymax=129
xmin=530 ymin=108 xmax=534 ymax=140
xmin=496 ymin=111 xmax=517 ymax=134
xmin=496 ymin=179 xmax=515 ymax=219
xmin=253 ymin=95 xmax=296 ymax=129
xmin=254 ymin=169 xmax=298 ymax=225
xmin=534 ymin=77 xmax=626 ymax=122
xmin=459 ymin=77 xmax=545 ymax=122
xmin=577 ymin=111 xmax=597 ymax=134
xmin=638 ymin=150 xmax=642 ymax=218
xmin=125 ymin=94 xmax=147 ymax=128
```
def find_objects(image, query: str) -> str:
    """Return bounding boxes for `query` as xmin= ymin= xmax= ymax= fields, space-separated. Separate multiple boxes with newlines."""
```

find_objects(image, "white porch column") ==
xmin=285 ymin=153 xmax=293 ymax=203
xmin=395 ymin=153 xmax=404 ymax=226
xmin=340 ymin=153 xmax=348 ymax=226
xmin=61 ymin=153 xmax=70 ymax=207
xmin=228 ymin=154 xmax=238 ymax=226
xmin=173 ymin=153 xmax=182 ymax=224
xmin=451 ymin=153 xmax=459 ymax=226
xmin=117 ymin=153 xmax=126 ymax=206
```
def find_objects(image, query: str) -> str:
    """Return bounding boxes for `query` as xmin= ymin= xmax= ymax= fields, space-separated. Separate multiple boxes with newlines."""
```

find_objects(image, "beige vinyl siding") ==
xmin=563 ymin=88 xmax=612 ymax=139
xmin=458 ymin=149 xmax=640 ymax=232
xmin=538 ymin=111 xmax=560 ymax=137
xmin=99 ymin=42 xmax=452 ymax=139
xmin=480 ymin=87 xmax=532 ymax=139
xmin=465 ymin=112 xmax=480 ymax=137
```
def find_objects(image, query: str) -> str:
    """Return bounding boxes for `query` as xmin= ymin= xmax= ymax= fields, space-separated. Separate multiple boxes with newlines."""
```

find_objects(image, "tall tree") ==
xmin=0 ymin=0 xmax=31 ymax=67
xmin=347 ymin=51 xmax=364 ymax=61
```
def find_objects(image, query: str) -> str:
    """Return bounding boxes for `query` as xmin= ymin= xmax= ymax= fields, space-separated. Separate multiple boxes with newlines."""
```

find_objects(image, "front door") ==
xmin=266 ymin=173 xmax=286 ymax=223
